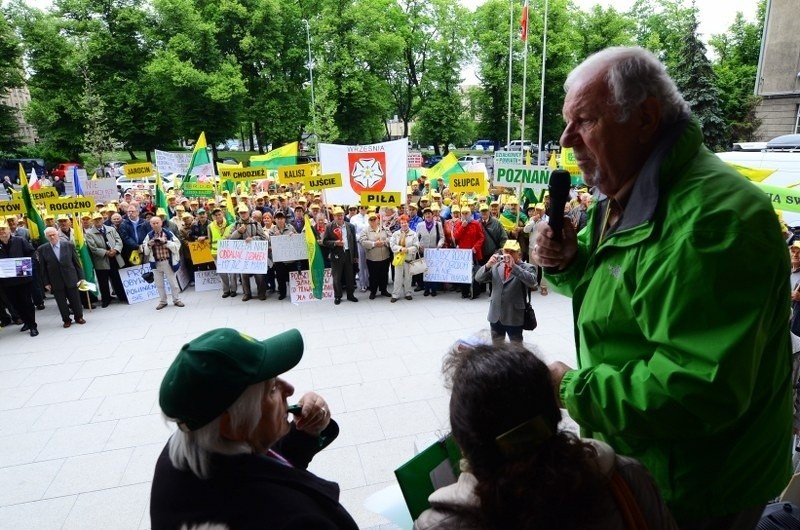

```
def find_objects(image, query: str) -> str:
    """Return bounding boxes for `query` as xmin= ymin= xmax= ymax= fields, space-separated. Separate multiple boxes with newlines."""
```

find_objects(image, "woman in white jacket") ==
xmin=389 ymin=214 xmax=419 ymax=303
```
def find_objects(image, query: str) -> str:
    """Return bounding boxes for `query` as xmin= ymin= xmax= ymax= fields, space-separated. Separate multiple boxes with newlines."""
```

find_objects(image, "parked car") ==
xmin=458 ymin=155 xmax=481 ymax=167
xmin=503 ymin=140 xmax=536 ymax=152
xmin=472 ymin=140 xmax=495 ymax=151
xmin=52 ymin=162 xmax=82 ymax=179
xmin=116 ymin=173 xmax=177 ymax=196
xmin=766 ymin=134 xmax=800 ymax=151
xmin=97 ymin=161 xmax=126 ymax=178
xmin=0 ymin=158 xmax=47 ymax=184
xmin=423 ymin=154 xmax=443 ymax=168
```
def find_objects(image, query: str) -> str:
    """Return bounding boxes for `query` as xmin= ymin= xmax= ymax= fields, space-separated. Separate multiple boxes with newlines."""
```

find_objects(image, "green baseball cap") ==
xmin=159 ymin=328 xmax=304 ymax=431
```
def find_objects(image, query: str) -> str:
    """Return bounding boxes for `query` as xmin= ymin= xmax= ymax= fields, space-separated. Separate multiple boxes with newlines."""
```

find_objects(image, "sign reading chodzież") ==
xmin=448 ymin=172 xmax=485 ymax=194
xmin=278 ymin=163 xmax=319 ymax=185
xmin=0 ymin=199 xmax=24 ymax=216
xmin=219 ymin=166 xmax=268 ymax=182
xmin=124 ymin=162 xmax=155 ymax=178
xmin=360 ymin=191 xmax=401 ymax=206
xmin=43 ymin=197 xmax=96 ymax=214
xmin=304 ymin=172 xmax=343 ymax=190
xmin=30 ymin=187 xmax=58 ymax=203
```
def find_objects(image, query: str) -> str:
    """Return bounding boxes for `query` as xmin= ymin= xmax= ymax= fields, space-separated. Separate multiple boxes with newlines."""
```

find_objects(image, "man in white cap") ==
xmin=228 ymin=204 xmax=267 ymax=301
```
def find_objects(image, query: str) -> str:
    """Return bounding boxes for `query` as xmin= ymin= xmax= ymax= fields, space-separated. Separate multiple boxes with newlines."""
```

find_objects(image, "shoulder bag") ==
xmin=520 ymin=279 xmax=537 ymax=330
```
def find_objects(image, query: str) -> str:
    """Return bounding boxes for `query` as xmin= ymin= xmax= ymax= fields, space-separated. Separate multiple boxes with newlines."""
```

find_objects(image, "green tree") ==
xmin=0 ymin=10 xmax=22 ymax=152
xmin=709 ymin=1 xmax=765 ymax=142
xmin=673 ymin=15 xmax=728 ymax=151
xmin=575 ymin=5 xmax=636 ymax=59
xmin=629 ymin=0 xmax=696 ymax=73
xmin=81 ymin=68 xmax=116 ymax=172
xmin=10 ymin=3 xmax=85 ymax=160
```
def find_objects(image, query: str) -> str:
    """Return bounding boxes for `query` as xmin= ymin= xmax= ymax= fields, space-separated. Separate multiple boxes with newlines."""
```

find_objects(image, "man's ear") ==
xmin=638 ymin=96 xmax=662 ymax=144
xmin=219 ymin=411 xmax=238 ymax=441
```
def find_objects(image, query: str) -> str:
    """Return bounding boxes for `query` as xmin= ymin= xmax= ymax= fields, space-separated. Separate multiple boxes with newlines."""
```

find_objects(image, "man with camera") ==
xmin=474 ymin=240 xmax=537 ymax=343
xmin=228 ymin=204 xmax=267 ymax=301
xmin=142 ymin=216 xmax=184 ymax=310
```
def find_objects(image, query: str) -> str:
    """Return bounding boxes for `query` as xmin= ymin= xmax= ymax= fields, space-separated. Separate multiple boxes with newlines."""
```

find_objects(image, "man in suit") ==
xmin=322 ymin=206 xmax=358 ymax=305
xmin=474 ymin=240 xmax=537 ymax=343
xmin=86 ymin=212 xmax=126 ymax=307
xmin=0 ymin=220 xmax=38 ymax=336
xmin=38 ymin=226 xmax=86 ymax=328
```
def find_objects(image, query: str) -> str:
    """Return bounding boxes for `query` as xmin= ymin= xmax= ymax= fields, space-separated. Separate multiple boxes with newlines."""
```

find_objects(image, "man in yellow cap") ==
xmin=86 ymin=211 xmax=126 ymax=306
xmin=228 ymin=203 xmax=267 ymax=301
xmin=474 ymin=240 xmax=537 ymax=343
xmin=322 ymin=206 xmax=358 ymax=305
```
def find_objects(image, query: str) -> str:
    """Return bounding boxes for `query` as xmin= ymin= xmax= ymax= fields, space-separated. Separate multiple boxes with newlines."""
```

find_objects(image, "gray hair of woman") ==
xmin=565 ymin=46 xmax=691 ymax=125
xmin=165 ymin=382 xmax=265 ymax=480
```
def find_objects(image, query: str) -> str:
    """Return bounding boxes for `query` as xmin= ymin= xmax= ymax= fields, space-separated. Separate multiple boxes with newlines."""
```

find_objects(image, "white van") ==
xmin=716 ymin=148 xmax=800 ymax=224
xmin=504 ymin=140 xmax=536 ymax=152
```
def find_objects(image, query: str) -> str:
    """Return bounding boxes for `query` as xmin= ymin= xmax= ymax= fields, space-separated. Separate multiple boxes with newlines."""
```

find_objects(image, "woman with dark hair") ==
xmin=414 ymin=342 xmax=678 ymax=530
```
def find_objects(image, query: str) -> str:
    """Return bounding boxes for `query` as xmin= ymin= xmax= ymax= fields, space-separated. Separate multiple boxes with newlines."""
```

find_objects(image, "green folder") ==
xmin=394 ymin=434 xmax=463 ymax=520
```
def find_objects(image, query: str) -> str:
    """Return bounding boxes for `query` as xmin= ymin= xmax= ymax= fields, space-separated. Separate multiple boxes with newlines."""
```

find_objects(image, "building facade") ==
xmin=0 ymin=85 xmax=38 ymax=145
xmin=754 ymin=0 xmax=800 ymax=140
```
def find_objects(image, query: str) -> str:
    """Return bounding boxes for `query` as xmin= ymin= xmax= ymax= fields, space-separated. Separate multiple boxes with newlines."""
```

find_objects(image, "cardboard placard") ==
xmin=0 ymin=257 xmax=32 ymax=278
xmin=119 ymin=264 xmax=173 ymax=304
xmin=187 ymin=240 xmax=214 ymax=264
xmin=194 ymin=270 xmax=222 ymax=292
xmin=30 ymin=187 xmax=58 ymax=203
xmin=270 ymin=234 xmax=309 ymax=262
xmin=219 ymin=166 xmax=268 ymax=182
xmin=124 ymin=162 xmax=155 ymax=178
xmin=181 ymin=182 xmax=215 ymax=198
xmin=0 ymin=199 xmax=24 ymax=216
xmin=277 ymin=163 xmax=319 ymax=185
xmin=289 ymin=269 xmax=334 ymax=303
xmin=304 ymin=173 xmax=343 ymax=190
xmin=493 ymin=164 xmax=551 ymax=192
xmin=84 ymin=178 xmax=119 ymax=204
xmin=360 ymin=192 xmax=402 ymax=207
xmin=422 ymin=248 xmax=473 ymax=283
xmin=215 ymin=239 xmax=269 ymax=274
xmin=448 ymin=172 xmax=485 ymax=194
xmin=44 ymin=197 xmax=96 ymax=215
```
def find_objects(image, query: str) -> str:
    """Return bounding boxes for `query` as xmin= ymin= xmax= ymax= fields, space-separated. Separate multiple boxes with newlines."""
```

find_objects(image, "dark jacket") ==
xmin=323 ymin=221 xmax=358 ymax=261
xmin=150 ymin=421 xmax=357 ymax=530
xmin=479 ymin=216 xmax=507 ymax=258
xmin=119 ymin=217 xmax=147 ymax=250
xmin=37 ymin=240 xmax=84 ymax=291
xmin=0 ymin=235 xmax=35 ymax=286
xmin=188 ymin=220 xmax=210 ymax=242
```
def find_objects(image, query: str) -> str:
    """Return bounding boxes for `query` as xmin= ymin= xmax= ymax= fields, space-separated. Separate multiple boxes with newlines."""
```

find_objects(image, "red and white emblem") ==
xmin=348 ymin=152 xmax=387 ymax=193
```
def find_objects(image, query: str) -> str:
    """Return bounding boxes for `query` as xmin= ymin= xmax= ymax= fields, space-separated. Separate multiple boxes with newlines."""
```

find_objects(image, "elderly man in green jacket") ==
xmin=535 ymin=46 xmax=792 ymax=529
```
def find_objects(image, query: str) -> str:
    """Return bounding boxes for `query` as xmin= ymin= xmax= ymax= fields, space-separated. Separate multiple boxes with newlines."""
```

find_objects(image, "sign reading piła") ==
xmin=278 ymin=163 xmax=319 ymax=185
xmin=30 ymin=187 xmax=58 ymax=202
xmin=44 ymin=197 xmax=96 ymax=214
xmin=124 ymin=162 xmax=155 ymax=178
xmin=448 ymin=172 xmax=485 ymax=194
xmin=304 ymin=173 xmax=342 ymax=190
xmin=218 ymin=166 xmax=268 ymax=182
xmin=0 ymin=199 xmax=24 ymax=215
xmin=360 ymin=191 xmax=401 ymax=206
xmin=493 ymin=165 xmax=551 ymax=192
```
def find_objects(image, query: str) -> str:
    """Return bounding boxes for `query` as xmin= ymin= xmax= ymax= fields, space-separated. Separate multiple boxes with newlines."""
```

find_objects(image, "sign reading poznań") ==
xmin=493 ymin=165 xmax=551 ymax=193
xmin=44 ymin=197 xmax=96 ymax=214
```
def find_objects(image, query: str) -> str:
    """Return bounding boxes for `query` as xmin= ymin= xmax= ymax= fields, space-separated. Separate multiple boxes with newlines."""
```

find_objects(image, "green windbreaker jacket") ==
xmin=548 ymin=119 xmax=793 ymax=520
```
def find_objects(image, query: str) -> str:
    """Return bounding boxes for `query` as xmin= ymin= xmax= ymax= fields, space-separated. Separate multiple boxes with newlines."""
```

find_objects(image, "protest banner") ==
xmin=219 ymin=165 xmax=268 ymax=182
xmin=277 ymin=163 xmax=319 ymax=186
xmin=408 ymin=152 xmax=423 ymax=168
xmin=449 ymin=172 xmax=485 ymax=194
xmin=124 ymin=162 xmax=155 ymax=178
xmin=119 ymin=264 xmax=172 ymax=304
xmin=194 ymin=270 xmax=221 ymax=292
xmin=44 ymin=197 xmax=96 ymax=215
xmin=187 ymin=240 xmax=214 ymax=264
xmin=304 ymin=173 xmax=343 ymax=190
xmin=176 ymin=260 xmax=191 ymax=291
xmin=215 ymin=239 xmax=269 ymax=274
xmin=154 ymin=150 xmax=194 ymax=175
xmin=494 ymin=150 xmax=523 ymax=166
xmin=84 ymin=178 xmax=119 ymax=204
xmin=423 ymin=248 xmax=473 ymax=283
xmin=30 ymin=187 xmax=58 ymax=203
xmin=270 ymin=234 xmax=310 ymax=262
xmin=0 ymin=257 xmax=32 ymax=278
xmin=0 ymin=199 xmax=23 ymax=216
xmin=181 ymin=182 xmax=215 ymax=198
xmin=289 ymin=269 xmax=334 ymax=303
xmin=493 ymin=165 xmax=551 ymax=193
xmin=360 ymin=191 xmax=402 ymax=207
xmin=320 ymin=138 xmax=407 ymax=205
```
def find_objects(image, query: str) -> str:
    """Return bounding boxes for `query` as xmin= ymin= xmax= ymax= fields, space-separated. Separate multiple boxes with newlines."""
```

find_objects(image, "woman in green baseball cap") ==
xmin=150 ymin=327 xmax=357 ymax=529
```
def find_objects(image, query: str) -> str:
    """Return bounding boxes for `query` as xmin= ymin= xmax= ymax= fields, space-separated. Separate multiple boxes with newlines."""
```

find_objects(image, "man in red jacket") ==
xmin=453 ymin=205 xmax=485 ymax=299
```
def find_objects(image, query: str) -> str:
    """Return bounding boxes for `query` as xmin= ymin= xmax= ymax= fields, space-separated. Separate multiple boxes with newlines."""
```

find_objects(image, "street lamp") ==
xmin=302 ymin=19 xmax=318 ymax=158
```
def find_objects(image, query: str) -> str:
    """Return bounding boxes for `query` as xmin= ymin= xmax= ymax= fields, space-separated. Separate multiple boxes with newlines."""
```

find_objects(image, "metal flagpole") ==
xmin=537 ymin=0 xmax=549 ymax=167
xmin=506 ymin=0 xmax=514 ymax=148
xmin=520 ymin=0 xmax=529 ymax=152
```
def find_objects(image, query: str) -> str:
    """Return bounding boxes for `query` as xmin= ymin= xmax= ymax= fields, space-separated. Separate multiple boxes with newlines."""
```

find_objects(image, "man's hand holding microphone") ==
xmin=533 ymin=170 xmax=578 ymax=272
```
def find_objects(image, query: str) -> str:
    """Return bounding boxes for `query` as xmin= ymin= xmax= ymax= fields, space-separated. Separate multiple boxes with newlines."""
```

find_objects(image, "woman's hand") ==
xmin=294 ymin=392 xmax=331 ymax=436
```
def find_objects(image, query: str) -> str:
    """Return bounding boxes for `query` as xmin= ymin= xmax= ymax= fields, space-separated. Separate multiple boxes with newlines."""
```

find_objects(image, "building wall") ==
xmin=0 ymin=85 xmax=38 ymax=145
xmin=755 ymin=0 xmax=800 ymax=139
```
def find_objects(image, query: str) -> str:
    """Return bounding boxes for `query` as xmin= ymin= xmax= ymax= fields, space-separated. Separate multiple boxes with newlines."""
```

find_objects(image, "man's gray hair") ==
xmin=44 ymin=226 xmax=58 ymax=236
xmin=166 ymin=381 xmax=265 ymax=479
xmin=565 ymin=46 xmax=690 ymax=125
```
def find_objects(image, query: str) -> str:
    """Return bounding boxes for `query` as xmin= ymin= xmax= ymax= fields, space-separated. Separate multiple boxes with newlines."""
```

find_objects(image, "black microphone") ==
xmin=543 ymin=169 xmax=572 ymax=274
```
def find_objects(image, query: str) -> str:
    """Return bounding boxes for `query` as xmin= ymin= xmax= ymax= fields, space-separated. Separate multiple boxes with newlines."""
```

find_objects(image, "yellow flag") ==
xmin=726 ymin=163 xmax=776 ymax=183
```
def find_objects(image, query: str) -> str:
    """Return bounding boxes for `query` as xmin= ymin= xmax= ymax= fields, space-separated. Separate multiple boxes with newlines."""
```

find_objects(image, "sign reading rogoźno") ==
xmin=43 ymin=197 xmax=96 ymax=214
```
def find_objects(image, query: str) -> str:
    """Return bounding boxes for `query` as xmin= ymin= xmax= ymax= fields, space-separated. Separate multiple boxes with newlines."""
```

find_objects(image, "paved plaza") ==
xmin=0 ymin=283 xmax=577 ymax=529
